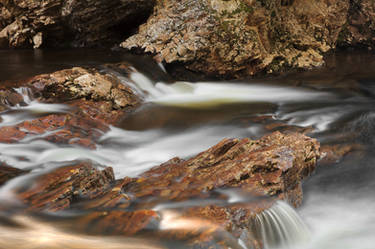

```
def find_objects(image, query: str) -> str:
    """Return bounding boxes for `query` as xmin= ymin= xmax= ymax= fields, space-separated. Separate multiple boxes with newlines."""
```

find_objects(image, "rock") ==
xmin=13 ymin=132 xmax=319 ymax=248
xmin=121 ymin=0 xmax=349 ymax=78
xmin=0 ymin=66 xmax=140 ymax=147
xmin=16 ymin=161 xmax=116 ymax=211
xmin=29 ymin=66 xmax=139 ymax=110
xmin=0 ymin=163 xmax=26 ymax=186
xmin=15 ymin=132 xmax=320 ymax=210
xmin=0 ymin=89 xmax=24 ymax=107
xmin=125 ymin=131 xmax=320 ymax=208
xmin=337 ymin=0 xmax=375 ymax=49
xmin=0 ymin=0 xmax=155 ymax=48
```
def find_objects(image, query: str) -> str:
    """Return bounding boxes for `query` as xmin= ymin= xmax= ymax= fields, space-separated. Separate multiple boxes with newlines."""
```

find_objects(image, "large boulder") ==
xmin=122 ymin=0 xmax=375 ymax=78
xmin=0 ymin=0 xmax=155 ymax=48
xmin=121 ymin=0 xmax=349 ymax=78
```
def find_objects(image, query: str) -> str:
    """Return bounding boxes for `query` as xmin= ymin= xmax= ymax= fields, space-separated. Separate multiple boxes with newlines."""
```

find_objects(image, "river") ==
xmin=0 ymin=49 xmax=374 ymax=249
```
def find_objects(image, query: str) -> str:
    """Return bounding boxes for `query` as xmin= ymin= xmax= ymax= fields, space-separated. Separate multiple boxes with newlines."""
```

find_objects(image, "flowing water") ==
xmin=0 ymin=49 xmax=375 ymax=249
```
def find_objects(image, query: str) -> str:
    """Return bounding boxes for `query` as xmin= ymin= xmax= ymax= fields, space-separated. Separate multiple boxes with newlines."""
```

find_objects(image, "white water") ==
xmin=256 ymin=201 xmax=311 ymax=249
xmin=0 ymin=87 xmax=70 ymax=127
xmin=1 ymin=69 xmax=374 ymax=249
xmin=0 ymin=125 xmax=251 ymax=177
xmin=130 ymin=72 xmax=333 ymax=108
xmin=287 ymin=193 xmax=375 ymax=249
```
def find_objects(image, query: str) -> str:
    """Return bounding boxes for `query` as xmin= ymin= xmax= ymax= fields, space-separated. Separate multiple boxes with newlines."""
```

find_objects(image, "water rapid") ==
xmin=0 ymin=50 xmax=375 ymax=249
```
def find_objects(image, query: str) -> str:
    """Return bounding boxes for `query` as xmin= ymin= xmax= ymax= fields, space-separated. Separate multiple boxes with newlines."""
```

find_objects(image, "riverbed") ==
xmin=0 ymin=49 xmax=374 ymax=249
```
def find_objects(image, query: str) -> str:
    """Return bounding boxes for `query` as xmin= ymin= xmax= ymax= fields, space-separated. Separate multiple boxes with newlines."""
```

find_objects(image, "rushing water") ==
xmin=0 ymin=49 xmax=375 ymax=249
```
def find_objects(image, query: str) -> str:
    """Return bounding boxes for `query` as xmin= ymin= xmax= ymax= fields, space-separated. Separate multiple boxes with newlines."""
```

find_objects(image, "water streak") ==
xmin=256 ymin=201 xmax=310 ymax=249
xmin=129 ymin=72 xmax=333 ymax=108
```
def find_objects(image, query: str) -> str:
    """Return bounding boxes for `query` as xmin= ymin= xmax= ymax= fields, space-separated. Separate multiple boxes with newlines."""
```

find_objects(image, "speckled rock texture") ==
xmin=122 ymin=0 xmax=375 ymax=78
xmin=0 ymin=0 xmax=155 ymax=48
xmin=337 ymin=0 xmax=375 ymax=48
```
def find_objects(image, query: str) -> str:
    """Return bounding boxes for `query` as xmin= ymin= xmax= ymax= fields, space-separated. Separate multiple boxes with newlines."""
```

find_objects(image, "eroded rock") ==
xmin=12 ymin=132 xmax=319 ymax=248
xmin=124 ymin=131 xmax=319 ymax=208
xmin=121 ymin=0 xmax=350 ymax=78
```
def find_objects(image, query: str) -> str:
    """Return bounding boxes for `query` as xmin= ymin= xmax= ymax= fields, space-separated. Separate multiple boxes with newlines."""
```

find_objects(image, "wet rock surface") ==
xmin=0 ymin=0 xmax=155 ymax=48
xmin=9 ymin=131 xmax=319 ymax=248
xmin=17 ymin=161 xmax=116 ymax=211
xmin=0 ymin=162 xmax=26 ymax=186
xmin=126 ymin=131 xmax=320 ymax=207
xmin=0 ymin=65 xmax=140 ymax=147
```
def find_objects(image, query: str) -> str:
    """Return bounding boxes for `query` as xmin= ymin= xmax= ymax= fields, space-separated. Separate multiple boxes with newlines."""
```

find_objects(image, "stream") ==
xmin=0 ymin=49 xmax=374 ymax=249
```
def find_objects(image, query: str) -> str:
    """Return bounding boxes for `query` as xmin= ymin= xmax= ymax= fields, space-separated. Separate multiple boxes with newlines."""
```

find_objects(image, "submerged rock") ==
xmin=0 ymin=0 xmax=155 ymax=48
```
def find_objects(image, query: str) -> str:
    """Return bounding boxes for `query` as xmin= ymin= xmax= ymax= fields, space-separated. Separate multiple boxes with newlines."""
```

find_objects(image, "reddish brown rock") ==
xmin=15 ymin=132 xmax=320 ymax=212
xmin=0 ymin=89 xmax=24 ymax=107
xmin=125 ymin=131 xmax=319 ymax=208
xmin=17 ymin=161 xmax=117 ymax=211
xmin=0 ymin=162 xmax=26 ymax=186
xmin=0 ymin=66 xmax=140 ymax=147
xmin=12 ymin=132 xmax=319 ymax=248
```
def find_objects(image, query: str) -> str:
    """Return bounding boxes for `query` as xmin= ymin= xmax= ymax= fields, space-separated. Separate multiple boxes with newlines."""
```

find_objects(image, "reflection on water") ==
xmin=0 ymin=50 xmax=375 ymax=248
xmin=0 ymin=215 xmax=165 ymax=249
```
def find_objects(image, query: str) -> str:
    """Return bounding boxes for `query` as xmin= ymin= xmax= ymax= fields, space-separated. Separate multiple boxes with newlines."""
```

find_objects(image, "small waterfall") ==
xmin=13 ymin=87 xmax=33 ymax=105
xmin=255 ymin=201 xmax=310 ymax=249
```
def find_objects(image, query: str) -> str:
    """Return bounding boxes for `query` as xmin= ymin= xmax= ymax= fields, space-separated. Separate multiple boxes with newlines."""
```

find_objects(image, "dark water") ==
xmin=0 ymin=49 xmax=375 ymax=249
